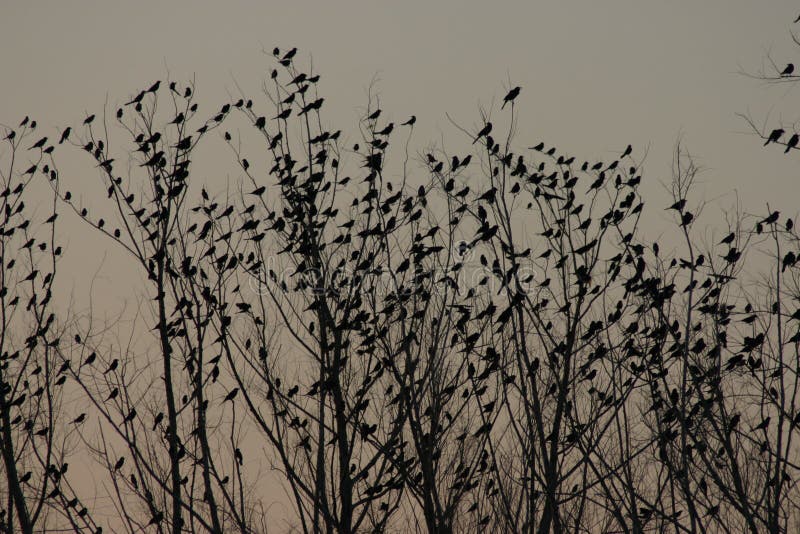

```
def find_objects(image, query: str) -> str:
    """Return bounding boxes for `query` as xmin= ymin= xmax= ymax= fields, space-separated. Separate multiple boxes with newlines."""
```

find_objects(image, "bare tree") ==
xmin=4 ymin=34 xmax=800 ymax=534
xmin=0 ymin=119 xmax=100 ymax=533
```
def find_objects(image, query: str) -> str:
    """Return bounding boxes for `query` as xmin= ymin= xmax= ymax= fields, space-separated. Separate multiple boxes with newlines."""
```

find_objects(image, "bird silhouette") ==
xmin=785 ymin=133 xmax=799 ymax=153
xmin=473 ymin=123 xmax=492 ymax=144
xmin=501 ymin=86 xmax=521 ymax=109
xmin=104 ymin=359 xmax=119 ymax=374
xmin=781 ymin=63 xmax=795 ymax=76
xmin=28 ymin=136 xmax=47 ymax=150
xmin=765 ymin=128 xmax=785 ymax=145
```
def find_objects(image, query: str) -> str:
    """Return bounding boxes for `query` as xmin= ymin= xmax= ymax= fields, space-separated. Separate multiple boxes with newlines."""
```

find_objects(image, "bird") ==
xmin=223 ymin=388 xmax=239 ymax=402
xmin=59 ymin=127 xmax=71 ymax=144
xmin=29 ymin=136 xmax=47 ymax=150
xmin=501 ymin=86 xmax=521 ymax=109
xmin=274 ymin=108 xmax=291 ymax=121
xmin=786 ymin=133 xmax=799 ymax=153
xmin=765 ymin=128 xmax=785 ymax=145
xmin=781 ymin=63 xmax=795 ymax=76
xmin=126 ymin=91 xmax=145 ymax=106
xmin=173 ymin=136 xmax=192 ymax=151
xmin=83 ymin=114 xmax=95 ymax=125
xmin=719 ymin=232 xmax=735 ymax=245
xmin=282 ymin=47 xmax=297 ymax=61
xmin=473 ymin=123 xmax=492 ymax=144
xmin=168 ymin=112 xmax=185 ymax=125
xmin=401 ymin=115 xmax=416 ymax=126
xmin=152 ymin=412 xmax=164 ymax=430
xmin=753 ymin=417 xmax=771 ymax=431
xmin=762 ymin=211 xmax=780 ymax=225
xmin=622 ymin=144 xmax=632 ymax=157
xmin=666 ymin=199 xmax=686 ymax=212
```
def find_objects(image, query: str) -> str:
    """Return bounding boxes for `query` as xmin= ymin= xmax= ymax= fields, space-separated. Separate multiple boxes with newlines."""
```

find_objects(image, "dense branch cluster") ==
xmin=2 ymin=42 xmax=800 ymax=534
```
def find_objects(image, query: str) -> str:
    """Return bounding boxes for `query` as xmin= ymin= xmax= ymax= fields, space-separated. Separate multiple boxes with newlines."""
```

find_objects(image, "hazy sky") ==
xmin=2 ymin=1 xmax=798 ymax=202
xmin=3 ymin=0 xmax=798 ymax=310
xmin=3 ymin=3 xmax=799 ymax=525
xmin=1 ymin=1 xmax=798 ymax=341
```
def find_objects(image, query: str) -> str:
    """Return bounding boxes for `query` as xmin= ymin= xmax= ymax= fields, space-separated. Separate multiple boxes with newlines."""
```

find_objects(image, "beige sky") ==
xmin=2 ymin=2 xmax=800 ymax=527
xmin=2 ymin=1 xmax=798 ymax=212
xmin=2 ymin=2 xmax=798 ymax=200
xmin=4 ymin=0 xmax=798 ymax=405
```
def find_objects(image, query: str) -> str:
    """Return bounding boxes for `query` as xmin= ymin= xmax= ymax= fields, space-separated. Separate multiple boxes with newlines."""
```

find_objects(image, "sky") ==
xmin=2 ymin=1 xmax=800 ymax=525
xmin=2 ymin=2 xmax=798 ymax=211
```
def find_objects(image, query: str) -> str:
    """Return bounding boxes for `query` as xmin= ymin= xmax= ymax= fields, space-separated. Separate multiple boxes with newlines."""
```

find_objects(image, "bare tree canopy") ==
xmin=3 ymin=12 xmax=800 ymax=533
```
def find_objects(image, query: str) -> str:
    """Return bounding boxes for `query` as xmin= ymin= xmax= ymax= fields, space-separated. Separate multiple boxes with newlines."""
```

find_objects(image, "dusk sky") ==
xmin=3 ymin=2 xmax=798 ymax=299
xmin=3 ymin=3 xmax=800 ymax=529
xmin=2 ymin=2 xmax=798 ymax=206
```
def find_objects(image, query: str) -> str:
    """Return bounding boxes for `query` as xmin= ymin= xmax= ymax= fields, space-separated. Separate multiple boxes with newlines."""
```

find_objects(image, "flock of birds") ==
xmin=4 ymin=39 xmax=800 ymax=532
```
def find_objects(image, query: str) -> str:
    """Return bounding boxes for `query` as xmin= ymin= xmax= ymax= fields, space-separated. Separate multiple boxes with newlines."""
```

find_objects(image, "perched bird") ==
xmin=753 ymin=417 xmax=771 ymax=431
xmin=666 ymin=199 xmax=686 ymax=212
xmin=401 ymin=115 xmax=416 ymax=126
xmin=501 ymin=86 xmax=521 ymax=109
xmin=785 ymin=133 xmax=799 ymax=153
xmin=126 ymin=91 xmax=145 ymax=106
xmin=29 ymin=136 xmax=47 ymax=150
xmin=765 ymin=128 xmax=785 ymax=145
xmin=152 ymin=412 xmax=164 ymax=430
xmin=781 ymin=63 xmax=795 ymax=76
xmin=473 ymin=122 xmax=492 ymax=144
xmin=762 ymin=211 xmax=780 ymax=225
xmin=104 ymin=359 xmax=119 ymax=374
xmin=719 ymin=232 xmax=735 ymax=245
